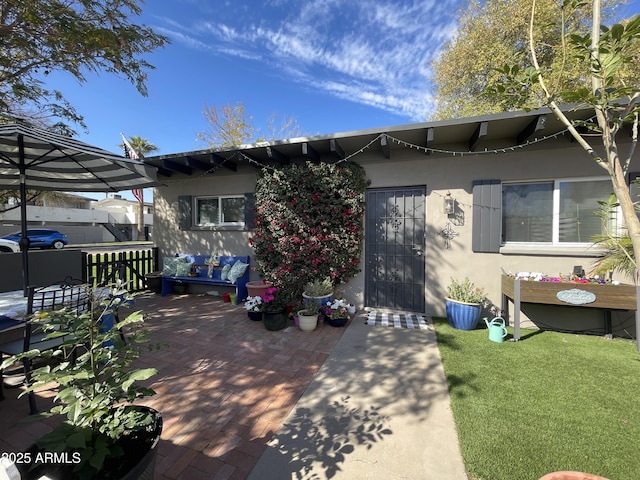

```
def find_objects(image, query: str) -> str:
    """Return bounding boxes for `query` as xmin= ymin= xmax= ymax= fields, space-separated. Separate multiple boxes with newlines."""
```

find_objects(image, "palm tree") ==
xmin=119 ymin=136 xmax=159 ymax=240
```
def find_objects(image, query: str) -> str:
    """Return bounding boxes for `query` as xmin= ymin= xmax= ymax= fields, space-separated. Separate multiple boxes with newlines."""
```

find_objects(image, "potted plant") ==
xmin=261 ymin=286 xmax=288 ymax=331
xmin=302 ymin=278 xmax=334 ymax=307
xmin=246 ymin=278 xmax=273 ymax=298
xmin=297 ymin=297 xmax=320 ymax=332
xmin=445 ymin=277 xmax=486 ymax=330
xmin=322 ymin=298 xmax=351 ymax=327
xmin=144 ymin=271 xmax=163 ymax=294
xmin=1 ymin=284 xmax=162 ymax=480
xmin=244 ymin=295 xmax=263 ymax=321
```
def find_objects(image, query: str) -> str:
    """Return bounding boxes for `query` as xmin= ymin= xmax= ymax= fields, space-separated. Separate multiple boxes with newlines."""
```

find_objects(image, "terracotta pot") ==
xmin=247 ymin=281 xmax=272 ymax=297
xmin=538 ymin=472 xmax=610 ymax=480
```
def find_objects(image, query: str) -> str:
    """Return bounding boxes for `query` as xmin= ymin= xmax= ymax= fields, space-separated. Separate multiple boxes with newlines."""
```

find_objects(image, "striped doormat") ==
xmin=365 ymin=312 xmax=431 ymax=330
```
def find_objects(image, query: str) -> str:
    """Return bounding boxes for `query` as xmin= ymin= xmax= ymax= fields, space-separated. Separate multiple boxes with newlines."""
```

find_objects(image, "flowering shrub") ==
xmin=250 ymin=162 xmax=368 ymax=300
xmin=244 ymin=296 xmax=263 ymax=312
xmin=322 ymin=299 xmax=351 ymax=319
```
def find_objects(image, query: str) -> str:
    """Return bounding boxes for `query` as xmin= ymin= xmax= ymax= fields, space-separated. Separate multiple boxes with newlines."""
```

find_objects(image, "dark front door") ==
xmin=365 ymin=187 xmax=426 ymax=312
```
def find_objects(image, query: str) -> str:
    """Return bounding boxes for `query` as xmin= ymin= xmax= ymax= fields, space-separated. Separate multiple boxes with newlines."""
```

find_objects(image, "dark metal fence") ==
xmin=82 ymin=247 xmax=159 ymax=292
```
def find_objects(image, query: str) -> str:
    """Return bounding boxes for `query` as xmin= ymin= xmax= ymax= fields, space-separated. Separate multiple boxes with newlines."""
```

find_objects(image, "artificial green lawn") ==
xmin=433 ymin=318 xmax=640 ymax=480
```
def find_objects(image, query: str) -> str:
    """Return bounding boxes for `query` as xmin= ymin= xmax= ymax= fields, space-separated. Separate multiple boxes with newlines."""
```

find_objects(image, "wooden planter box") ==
xmin=501 ymin=274 xmax=640 ymax=349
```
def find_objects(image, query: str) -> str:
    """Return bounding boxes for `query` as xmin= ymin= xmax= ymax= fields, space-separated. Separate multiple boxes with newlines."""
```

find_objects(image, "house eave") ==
xmin=143 ymin=104 xmax=612 ymax=178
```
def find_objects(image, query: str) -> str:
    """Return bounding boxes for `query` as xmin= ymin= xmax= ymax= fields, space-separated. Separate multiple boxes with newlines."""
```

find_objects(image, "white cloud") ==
xmin=157 ymin=0 xmax=461 ymax=120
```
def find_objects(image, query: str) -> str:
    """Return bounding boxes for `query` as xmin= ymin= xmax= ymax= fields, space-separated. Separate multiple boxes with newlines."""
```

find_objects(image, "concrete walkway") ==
xmin=248 ymin=315 xmax=468 ymax=480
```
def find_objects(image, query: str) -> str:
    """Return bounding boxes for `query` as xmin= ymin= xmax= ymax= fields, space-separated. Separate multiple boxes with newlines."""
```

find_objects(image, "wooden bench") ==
xmin=161 ymin=255 xmax=250 ymax=304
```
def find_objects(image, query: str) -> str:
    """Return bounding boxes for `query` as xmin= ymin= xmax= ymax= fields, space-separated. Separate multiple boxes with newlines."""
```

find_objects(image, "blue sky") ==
xmin=43 ymin=0 xmax=638 ymax=200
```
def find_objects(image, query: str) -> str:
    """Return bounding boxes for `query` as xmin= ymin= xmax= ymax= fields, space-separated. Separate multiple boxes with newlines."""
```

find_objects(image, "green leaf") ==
xmin=66 ymin=430 xmax=87 ymax=449
xmin=121 ymin=368 xmax=157 ymax=391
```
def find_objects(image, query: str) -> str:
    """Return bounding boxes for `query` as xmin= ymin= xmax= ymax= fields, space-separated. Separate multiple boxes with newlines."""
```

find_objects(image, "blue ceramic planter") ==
xmin=445 ymin=298 xmax=482 ymax=330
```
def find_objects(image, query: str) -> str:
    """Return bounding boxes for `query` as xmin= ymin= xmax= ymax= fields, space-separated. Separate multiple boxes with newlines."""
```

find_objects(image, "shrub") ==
xmin=250 ymin=162 xmax=368 ymax=300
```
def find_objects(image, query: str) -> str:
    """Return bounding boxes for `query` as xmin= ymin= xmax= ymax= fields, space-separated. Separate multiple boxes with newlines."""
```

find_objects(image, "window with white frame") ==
xmin=502 ymin=178 xmax=616 ymax=244
xmin=195 ymin=196 xmax=245 ymax=227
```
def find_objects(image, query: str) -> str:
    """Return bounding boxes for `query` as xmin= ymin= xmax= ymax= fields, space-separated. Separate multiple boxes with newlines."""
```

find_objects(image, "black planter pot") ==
xmin=18 ymin=407 xmax=162 ymax=480
xmin=145 ymin=273 xmax=163 ymax=294
xmin=247 ymin=310 xmax=262 ymax=321
xmin=263 ymin=309 xmax=287 ymax=331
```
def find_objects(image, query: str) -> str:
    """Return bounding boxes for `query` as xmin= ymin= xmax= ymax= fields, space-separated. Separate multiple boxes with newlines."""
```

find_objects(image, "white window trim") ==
xmin=195 ymin=195 xmax=245 ymax=228
xmin=501 ymin=176 xmax=619 ymax=249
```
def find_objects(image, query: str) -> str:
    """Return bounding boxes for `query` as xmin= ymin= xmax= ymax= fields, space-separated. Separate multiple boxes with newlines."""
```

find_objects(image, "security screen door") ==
xmin=364 ymin=187 xmax=426 ymax=312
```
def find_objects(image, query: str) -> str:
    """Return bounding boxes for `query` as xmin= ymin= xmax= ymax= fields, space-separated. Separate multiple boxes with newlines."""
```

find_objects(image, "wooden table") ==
xmin=501 ymin=274 xmax=640 ymax=351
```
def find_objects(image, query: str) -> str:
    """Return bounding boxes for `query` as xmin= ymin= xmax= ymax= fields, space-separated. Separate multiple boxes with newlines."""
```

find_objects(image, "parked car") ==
xmin=2 ymin=229 xmax=68 ymax=249
xmin=0 ymin=238 xmax=20 ymax=253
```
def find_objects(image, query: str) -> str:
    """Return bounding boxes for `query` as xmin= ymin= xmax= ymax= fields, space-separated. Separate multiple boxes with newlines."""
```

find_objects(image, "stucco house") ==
xmin=146 ymin=105 xmax=639 ymax=338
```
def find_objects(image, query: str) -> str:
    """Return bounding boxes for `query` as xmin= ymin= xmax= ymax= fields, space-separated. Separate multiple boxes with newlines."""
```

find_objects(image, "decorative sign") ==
xmin=556 ymin=289 xmax=597 ymax=305
xmin=439 ymin=222 xmax=459 ymax=250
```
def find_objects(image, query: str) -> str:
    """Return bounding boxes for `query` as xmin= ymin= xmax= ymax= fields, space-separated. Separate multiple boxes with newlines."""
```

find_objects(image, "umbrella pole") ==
xmin=17 ymin=133 xmax=30 ymax=296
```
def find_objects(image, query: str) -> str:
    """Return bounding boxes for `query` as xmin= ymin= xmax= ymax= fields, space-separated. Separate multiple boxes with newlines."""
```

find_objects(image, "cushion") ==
xmin=227 ymin=260 xmax=249 ymax=284
xmin=175 ymin=262 xmax=194 ymax=277
xmin=162 ymin=256 xmax=186 ymax=276
xmin=220 ymin=264 xmax=232 ymax=281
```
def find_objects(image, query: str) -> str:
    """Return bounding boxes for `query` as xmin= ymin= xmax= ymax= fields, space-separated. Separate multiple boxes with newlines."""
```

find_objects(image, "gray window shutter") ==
xmin=472 ymin=179 xmax=502 ymax=253
xmin=244 ymin=192 xmax=256 ymax=230
xmin=178 ymin=195 xmax=192 ymax=231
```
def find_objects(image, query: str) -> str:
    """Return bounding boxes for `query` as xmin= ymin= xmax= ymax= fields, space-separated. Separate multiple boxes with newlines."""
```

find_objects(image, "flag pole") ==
xmin=121 ymin=133 xmax=145 ymax=241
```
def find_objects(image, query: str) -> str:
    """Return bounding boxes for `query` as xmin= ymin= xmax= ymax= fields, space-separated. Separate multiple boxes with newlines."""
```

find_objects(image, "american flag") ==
xmin=121 ymin=133 xmax=139 ymax=160
xmin=121 ymin=133 xmax=143 ymax=203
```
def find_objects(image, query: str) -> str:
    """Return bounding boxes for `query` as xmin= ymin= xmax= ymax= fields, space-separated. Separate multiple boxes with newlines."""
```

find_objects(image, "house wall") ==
xmin=154 ymin=170 xmax=258 ymax=258
xmin=154 ymin=137 xmax=638 ymax=338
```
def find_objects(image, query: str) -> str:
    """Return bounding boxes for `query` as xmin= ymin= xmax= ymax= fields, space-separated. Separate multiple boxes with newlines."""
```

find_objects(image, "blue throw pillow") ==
xmin=227 ymin=260 xmax=249 ymax=284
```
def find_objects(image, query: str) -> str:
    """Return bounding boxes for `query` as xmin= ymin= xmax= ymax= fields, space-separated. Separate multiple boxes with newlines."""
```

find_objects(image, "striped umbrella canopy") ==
xmin=0 ymin=123 xmax=162 ymax=293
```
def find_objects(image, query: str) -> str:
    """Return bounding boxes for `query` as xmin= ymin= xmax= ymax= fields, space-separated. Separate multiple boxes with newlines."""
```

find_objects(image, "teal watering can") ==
xmin=484 ymin=317 xmax=508 ymax=343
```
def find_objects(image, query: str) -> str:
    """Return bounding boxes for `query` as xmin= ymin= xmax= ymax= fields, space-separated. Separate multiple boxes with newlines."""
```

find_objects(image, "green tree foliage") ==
xmin=489 ymin=0 xmax=640 ymax=278
xmin=249 ymin=162 xmax=369 ymax=302
xmin=0 ymin=0 xmax=169 ymax=134
xmin=118 ymin=136 xmax=158 ymax=157
xmin=430 ymin=0 xmax=638 ymax=120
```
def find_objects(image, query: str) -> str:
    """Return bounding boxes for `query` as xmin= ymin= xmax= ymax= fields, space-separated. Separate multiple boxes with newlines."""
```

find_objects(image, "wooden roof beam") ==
xmin=185 ymin=155 xmax=211 ymax=171
xmin=209 ymin=153 xmax=237 ymax=172
xmin=266 ymin=146 xmax=289 ymax=165
xmin=162 ymin=159 xmax=192 ymax=175
xmin=330 ymin=139 xmax=345 ymax=159
xmin=301 ymin=143 xmax=320 ymax=163
xmin=517 ymin=115 xmax=546 ymax=144
xmin=425 ymin=128 xmax=434 ymax=155
xmin=469 ymin=121 xmax=488 ymax=151
xmin=380 ymin=134 xmax=390 ymax=159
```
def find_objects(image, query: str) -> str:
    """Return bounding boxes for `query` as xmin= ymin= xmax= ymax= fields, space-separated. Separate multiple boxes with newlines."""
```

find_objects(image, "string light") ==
xmin=164 ymin=114 xmax=597 ymax=182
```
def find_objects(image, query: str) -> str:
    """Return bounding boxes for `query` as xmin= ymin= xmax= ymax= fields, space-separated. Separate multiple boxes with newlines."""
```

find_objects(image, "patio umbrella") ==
xmin=0 ymin=123 xmax=162 ymax=294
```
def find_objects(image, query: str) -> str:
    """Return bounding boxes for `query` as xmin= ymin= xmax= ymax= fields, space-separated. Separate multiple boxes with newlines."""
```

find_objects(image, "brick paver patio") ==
xmin=0 ymin=292 xmax=347 ymax=479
